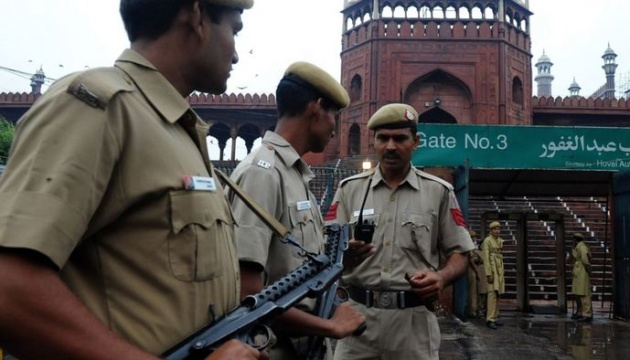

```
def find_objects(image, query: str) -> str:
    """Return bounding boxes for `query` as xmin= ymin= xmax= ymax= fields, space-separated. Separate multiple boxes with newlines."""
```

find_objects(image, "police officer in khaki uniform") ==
xmin=326 ymin=103 xmax=474 ymax=360
xmin=0 ymin=1 xmax=264 ymax=359
xmin=467 ymin=230 xmax=486 ymax=318
xmin=482 ymin=221 xmax=505 ymax=329
xmin=229 ymin=62 xmax=366 ymax=360
xmin=571 ymin=232 xmax=592 ymax=322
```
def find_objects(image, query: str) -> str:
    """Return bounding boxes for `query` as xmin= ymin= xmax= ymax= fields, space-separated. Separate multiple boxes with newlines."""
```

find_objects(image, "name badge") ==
xmin=297 ymin=200 xmax=312 ymax=211
xmin=353 ymin=209 xmax=374 ymax=217
xmin=182 ymin=175 xmax=216 ymax=191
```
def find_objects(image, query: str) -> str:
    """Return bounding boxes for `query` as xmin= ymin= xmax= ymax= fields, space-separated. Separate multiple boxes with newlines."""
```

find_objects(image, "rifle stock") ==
xmin=162 ymin=223 xmax=350 ymax=360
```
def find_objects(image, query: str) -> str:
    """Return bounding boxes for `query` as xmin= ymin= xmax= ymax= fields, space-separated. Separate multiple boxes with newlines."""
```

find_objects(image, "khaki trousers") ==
xmin=576 ymin=295 xmax=592 ymax=317
xmin=333 ymin=301 xmax=440 ymax=360
xmin=486 ymin=290 xmax=499 ymax=322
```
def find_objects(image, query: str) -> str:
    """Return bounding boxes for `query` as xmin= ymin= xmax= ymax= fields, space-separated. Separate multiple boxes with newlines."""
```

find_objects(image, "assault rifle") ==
xmin=162 ymin=223 xmax=351 ymax=360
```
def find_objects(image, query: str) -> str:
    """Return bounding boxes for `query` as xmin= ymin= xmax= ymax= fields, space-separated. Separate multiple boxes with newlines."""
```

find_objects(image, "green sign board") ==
xmin=413 ymin=124 xmax=630 ymax=171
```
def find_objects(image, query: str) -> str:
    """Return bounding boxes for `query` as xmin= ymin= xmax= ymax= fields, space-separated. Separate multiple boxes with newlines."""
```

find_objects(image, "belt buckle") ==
xmin=381 ymin=292 xmax=391 ymax=307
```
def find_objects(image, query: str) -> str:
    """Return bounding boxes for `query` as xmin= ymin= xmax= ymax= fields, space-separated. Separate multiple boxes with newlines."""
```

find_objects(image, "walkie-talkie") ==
xmin=353 ymin=176 xmax=375 ymax=243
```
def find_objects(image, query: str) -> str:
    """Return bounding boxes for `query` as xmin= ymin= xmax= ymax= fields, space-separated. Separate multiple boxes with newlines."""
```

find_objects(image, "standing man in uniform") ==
xmin=482 ymin=221 xmax=505 ymax=330
xmin=467 ymin=230 xmax=486 ymax=318
xmin=0 ymin=1 xmax=264 ymax=359
xmin=228 ymin=61 xmax=367 ymax=359
xmin=571 ymin=232 xmax=592 ymax=322
xmin=326 ymin=103 xmax=474 ymax=360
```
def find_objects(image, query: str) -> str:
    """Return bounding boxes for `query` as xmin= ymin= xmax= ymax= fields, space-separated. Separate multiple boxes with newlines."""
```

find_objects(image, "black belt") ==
xmin=347 ymin=285 xmax=427 ymax=309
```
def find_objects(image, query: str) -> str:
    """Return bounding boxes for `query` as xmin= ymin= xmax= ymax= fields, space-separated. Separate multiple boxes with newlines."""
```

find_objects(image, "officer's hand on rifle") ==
xmin=207 ymin=339 xmax=268 ymax=360
xmin=344 ymin=240 xmax=376 ymax=268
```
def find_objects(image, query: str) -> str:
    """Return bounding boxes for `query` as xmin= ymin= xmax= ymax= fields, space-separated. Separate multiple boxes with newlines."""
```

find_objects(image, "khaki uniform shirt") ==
xmin=230 ymin=131 xmax=325 ymax=284
xmin=481 ymin=235 xmax=505 ymax=294
xmin=572 ymin=241 xmax=591 ymax=295
xmin=0 ymin=49 xmax=239 ymax=354
xmin=326 ymin=165 xmax=474 ymax=289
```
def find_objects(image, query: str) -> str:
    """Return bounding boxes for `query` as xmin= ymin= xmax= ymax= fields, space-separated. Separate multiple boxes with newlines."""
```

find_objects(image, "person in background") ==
xmin=467 ymin=229 xmax=486 ymax=318
xmin=571 ymin=232 xmax=592 ymax=322
xmin=326 ymin=103 xmax=474 ymax=360
xmin=0 ymin=1 xmax=264 ymax=359
xmin=482 ymin=221 xmax=505 ymax=330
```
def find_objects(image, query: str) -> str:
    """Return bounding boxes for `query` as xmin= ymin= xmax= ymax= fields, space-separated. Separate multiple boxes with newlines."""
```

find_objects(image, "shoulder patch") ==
xmin=416 ymin=168 xmax=454 ymax=190
xmin=257 ymin=159 xmax=271 ymax=169
xmin=249 ymin=143 xmax=276 ymax=170
xmin=66 ymin=67 xmax=135 ymax=110
xmin=339 ymin=170 xmax=373 ymax=187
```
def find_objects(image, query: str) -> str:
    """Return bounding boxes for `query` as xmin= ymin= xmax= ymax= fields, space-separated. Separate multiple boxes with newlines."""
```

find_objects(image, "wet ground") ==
xmin=439 ymin=302 xmax=630 ymax=359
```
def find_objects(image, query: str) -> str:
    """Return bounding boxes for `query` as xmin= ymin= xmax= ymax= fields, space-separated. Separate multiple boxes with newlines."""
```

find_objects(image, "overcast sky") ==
xmin=1 ymin=0 xmax=628 ymax=96
xmin=1 ymin=0 xmax=628 ymax=158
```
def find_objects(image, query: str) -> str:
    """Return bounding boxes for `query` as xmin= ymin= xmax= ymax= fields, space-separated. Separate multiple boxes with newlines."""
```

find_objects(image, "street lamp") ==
xmin=362 ymin=160 xmax=371 ymax=170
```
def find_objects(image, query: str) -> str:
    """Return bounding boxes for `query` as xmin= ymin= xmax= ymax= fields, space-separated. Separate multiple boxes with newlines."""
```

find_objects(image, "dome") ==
xmin=603 ymin=43 xmax=617 ymax=57
xmin=569 ymin=77 xmax=580 ymax=90
xmin=536 ymin=50 xmax=552 ymax=64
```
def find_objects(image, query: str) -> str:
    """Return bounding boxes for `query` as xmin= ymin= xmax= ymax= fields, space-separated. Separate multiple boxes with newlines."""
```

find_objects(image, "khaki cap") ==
xmin=283 ymin=62 xmax=349 ymax=109
xmin=573 ymin=232 xmax=584 ymax=239
xmin=205 ymin=0 xmax=254 ymax=9
xmin=489 ymin=221 xmax=501 ymax=229
xmin=367 ymin=103 xmax=418 ymax=130
xmin=469 ymin=229 xmax=477 ymax=237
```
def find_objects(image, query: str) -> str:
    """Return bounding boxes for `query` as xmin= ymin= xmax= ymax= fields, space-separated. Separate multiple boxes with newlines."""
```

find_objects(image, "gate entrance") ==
xmin=414 ymin=123 xmax=622 ymax=318
xmin=480 ymin=211 xmax=566 ymax=313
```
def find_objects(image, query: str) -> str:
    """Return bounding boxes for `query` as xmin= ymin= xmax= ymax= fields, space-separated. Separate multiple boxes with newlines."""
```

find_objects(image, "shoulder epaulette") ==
xmin=250 ymin=143 xmax=276 ymax=170
xmin=339 ymin=169 xmax=373 ymax=188
xmin=415 ymin=168 xmax=454 ymax=190
xmin=66 ymin=67 xmax=135 ymax=109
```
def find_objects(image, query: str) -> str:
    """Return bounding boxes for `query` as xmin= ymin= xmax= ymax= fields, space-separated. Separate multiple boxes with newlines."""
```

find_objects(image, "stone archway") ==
xmin=419 ymin=107 xmax=457 ymax=123
xmin=237 ymin=123 xmax=262 ymax=155
xmin=208 ymin=123 xmax=231 ymax=161
xmin=404 ymin=69 xmax=473 ymax=124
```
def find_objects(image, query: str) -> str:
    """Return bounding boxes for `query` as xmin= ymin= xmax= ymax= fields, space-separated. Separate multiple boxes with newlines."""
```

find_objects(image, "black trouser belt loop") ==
xmin=347 ymin=285 xmax=426 ymax=309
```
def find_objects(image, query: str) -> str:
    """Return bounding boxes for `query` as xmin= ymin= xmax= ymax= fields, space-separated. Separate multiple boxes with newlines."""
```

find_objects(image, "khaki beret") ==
xmin=205 ymin=0 xmax=254 ymax=9
xmin=469 ymin=229 xmax=477 ymax=237
xmin=489 ymin=221 xmax=501 ymax=229
xmin=283 ymin=61 xmax=349 ymax=109
xmin=573 ymin=232 xmax=584 ymax=239
xmin=367 ymin=103 xmax=418 ymax=130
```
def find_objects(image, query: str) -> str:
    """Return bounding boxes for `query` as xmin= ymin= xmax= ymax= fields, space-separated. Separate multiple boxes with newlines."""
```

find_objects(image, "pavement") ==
xmin=438 ymin=302 xmax=630 ymax=360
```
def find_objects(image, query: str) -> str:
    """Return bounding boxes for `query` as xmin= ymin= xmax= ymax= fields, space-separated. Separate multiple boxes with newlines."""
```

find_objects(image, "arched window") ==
xmin=459 ymin=6 xmax=470 ymax=19
xmin=346 ymin=17 xmax=354 ymax=30
xmin=512 ymin=77 xmax=524 ymax=106
xmin=348 ymin=123 xmax=361 ymax=156
xmin=471 ymin=6 xmax=483 ymax=19
xmin=350 ymin=74 xmax=362 ymax=102
xmin=382 ymin=6 xmax=393 ymax=18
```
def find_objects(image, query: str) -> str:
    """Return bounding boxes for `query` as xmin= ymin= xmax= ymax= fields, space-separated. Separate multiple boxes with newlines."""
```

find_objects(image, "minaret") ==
xmin=602 ymin=43 xmax=618 ymax=99
xmin=30 ymin=67 xmax=46 ymax=94
xmin=534 ymin=50 xmax=554 ymax=97
xmin=568 ymin=77 xmax=581 ymax=97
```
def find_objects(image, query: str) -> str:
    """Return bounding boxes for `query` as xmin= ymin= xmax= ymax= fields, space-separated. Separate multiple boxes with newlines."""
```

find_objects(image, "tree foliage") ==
xmin=0 ymin=116 xmax=15 ymax=165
